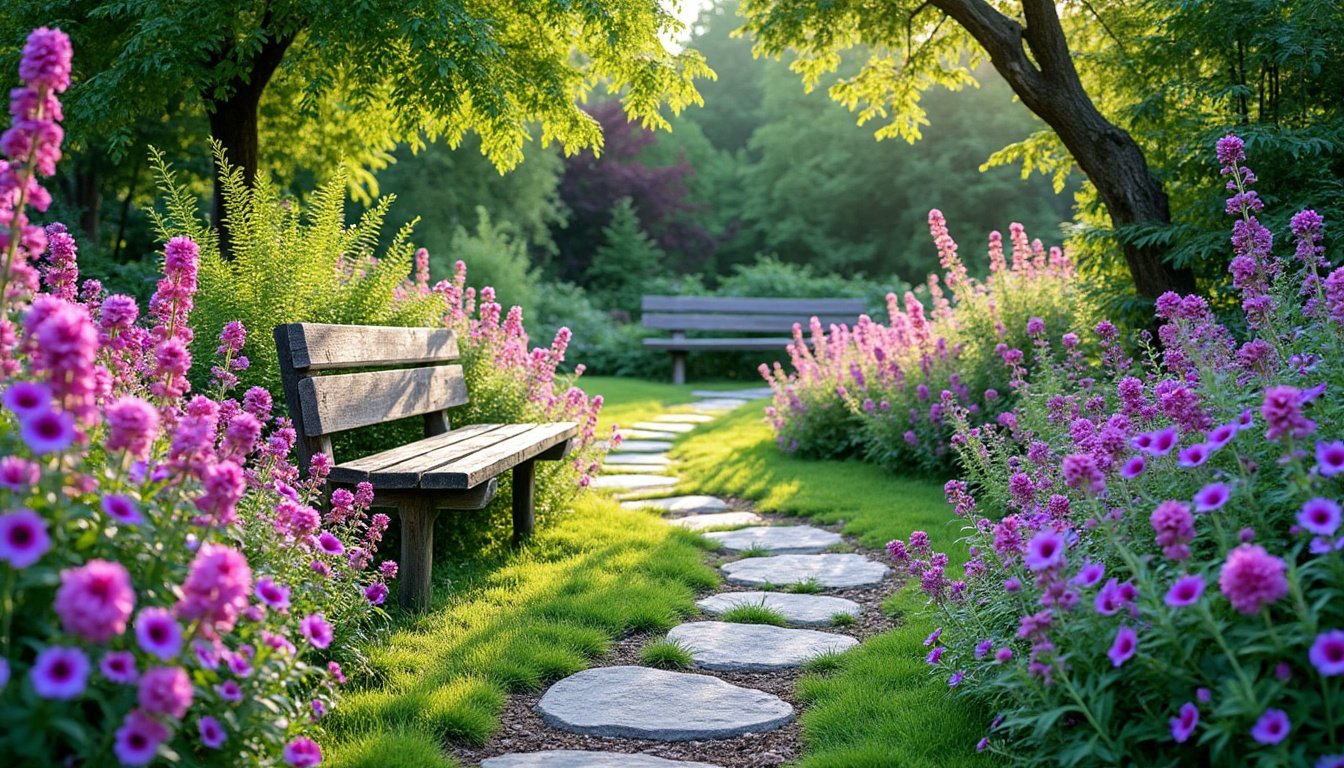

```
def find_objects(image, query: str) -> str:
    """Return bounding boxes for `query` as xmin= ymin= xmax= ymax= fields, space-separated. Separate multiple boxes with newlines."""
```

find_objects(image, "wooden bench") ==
xmin=641 ymin=295 xmax=866 ymax=384
xmin=274 ymin=323 xmax=577 ymax=612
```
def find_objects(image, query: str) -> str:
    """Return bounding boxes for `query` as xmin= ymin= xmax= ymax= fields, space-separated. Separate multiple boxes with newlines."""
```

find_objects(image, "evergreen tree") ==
xmin=585 ymin=198 xmax=666 ymax=315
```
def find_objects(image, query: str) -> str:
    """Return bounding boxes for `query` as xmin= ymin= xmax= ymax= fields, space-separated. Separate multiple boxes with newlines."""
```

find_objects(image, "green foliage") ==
xmin=639 ymin=638 xmax=696 ymax=669
xmin=149 ymin=145 xmax=442 ymax=396
xmin=585 ymin=197 xmax=667 ymax=313
xmin=829 ymin=612 xmax=856 ymax=627
xmin=718 ymin=603 xmax=790 ymax=626
xmin=437 ymin=207 xmax=541 ymax=312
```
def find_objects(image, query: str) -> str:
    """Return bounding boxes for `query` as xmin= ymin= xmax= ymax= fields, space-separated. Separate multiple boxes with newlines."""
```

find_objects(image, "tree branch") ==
xmin=929 ymin=0 xmax=1044 ymax=93
xmin=1019 ymin=0 xmax=1082 ymax=88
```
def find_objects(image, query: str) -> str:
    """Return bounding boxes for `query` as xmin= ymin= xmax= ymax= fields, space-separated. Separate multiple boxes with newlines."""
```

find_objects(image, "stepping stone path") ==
xmin=667 ymin=621 xmax=858 ymax=672
xmin=696 ymin=592 xmax=861 ymax=627
xmin=703 ymin=525 xmax=842 ymax=555
xmin=537 ymin=666 xmax=793 ymax=740
xmin=487 ymin=388 xmax=891 ymax=766
xmin=722 ymin=554 xmax=889 ymax=589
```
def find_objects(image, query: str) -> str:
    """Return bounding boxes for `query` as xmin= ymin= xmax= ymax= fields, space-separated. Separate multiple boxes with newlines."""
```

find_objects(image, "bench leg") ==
xmin=671 ymin=351 xmax=687 ymax=386
xmin=398 ymin=499 xmax=439 ymax=612
xmin=512 ymin=459 xmax=536 ymax=546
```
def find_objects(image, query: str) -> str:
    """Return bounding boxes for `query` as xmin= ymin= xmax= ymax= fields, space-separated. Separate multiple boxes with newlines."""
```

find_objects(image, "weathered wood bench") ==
xmin=274 ymin=323 xmax=577 ymax=612
xmin=641 ymin=295 xmax=866 ymax=384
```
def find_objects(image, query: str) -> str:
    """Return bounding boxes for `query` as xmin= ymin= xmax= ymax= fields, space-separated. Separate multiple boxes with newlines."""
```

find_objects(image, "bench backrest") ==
xmin=273 ymin=323 xmax=467 ymax=472
xmin=640 ymin=295 xmax=866 ymax=334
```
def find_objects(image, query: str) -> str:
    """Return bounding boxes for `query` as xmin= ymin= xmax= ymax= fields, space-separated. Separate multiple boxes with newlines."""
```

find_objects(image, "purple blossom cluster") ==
xmin=889 ymin=136 xmax=1344 ymax=763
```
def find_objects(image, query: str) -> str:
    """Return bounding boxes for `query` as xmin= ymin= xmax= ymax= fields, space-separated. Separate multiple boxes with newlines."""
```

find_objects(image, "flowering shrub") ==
xmin=761 ymin=213 xmax=1095 ymax=473
xmin=893 ymin=137 xmax=1344 ymax=765
xmin=0 ymin=29 xmax=396 ymax=765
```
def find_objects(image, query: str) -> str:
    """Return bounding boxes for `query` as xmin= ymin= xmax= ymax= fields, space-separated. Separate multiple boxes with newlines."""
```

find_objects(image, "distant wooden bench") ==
xmin=274 ymin=323 xmax=577 ymax=612
xmin=641 ymin=295 xmax=866 ymax=384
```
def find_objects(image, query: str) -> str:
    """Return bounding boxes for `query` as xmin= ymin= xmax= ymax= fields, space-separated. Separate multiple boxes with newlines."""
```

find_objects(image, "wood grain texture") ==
xmin=641 ymin=296 xmax=865 ymax=314
xmin=278 ymin=323 xmax=460 ymax=371
xmin=512 ymin=460 xmax=536 ymax=545
xmin=370 ymin=424 xmax=537 ymax=488
xmin=397 ymin=497 xmax=439 ymax=612
xmin=420 ymin=422 xmax=579 ymax=489
xmin=642 ymin=312 xmax=859 ymax=332
xmin=327 ymin=423 xmax=507 ymax=486
xmin=297 ymin=364 xmax=468 ymax=436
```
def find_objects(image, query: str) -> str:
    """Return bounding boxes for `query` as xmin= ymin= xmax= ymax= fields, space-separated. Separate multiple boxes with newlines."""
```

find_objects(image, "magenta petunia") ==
xmin=1193 ymin=482 xmax=1231 ymax=513
xmin=138 ymin=666 xmax=193 ymax=719
xmin=134 ymin=608 xmax=183 ymax=660
xmin=316 ymin=531 xmax=345 ymax=556
xmin=1219 ymin=544 xmax=1288 ymax=614
xmin=102 ymin=494 xmax=144 ymax=525
xmin=1310 ymin=630 xmax=1344 ymax=676
xmin=1024 ymin=529 xmax=1067 ymax=572
xmin=113 ymin=709 xmax=169 ymax=767
xmin=101 ymin=650 xmax=139 ymax=684
xmin=0 ymin=456 xmax=41 ymax=491
xmin=55 ymin=559 xmax=136 ymax=643
xmin=1072 ymin=561 xmax=1105 ymax=588
xmin=1205 ymin=423 xmax=1239 ymax=451
xmin=215 ymin=680 xmax=243 ymax=702
xmin=1299 ymin=498 xmax=1342 ymax=537
xmin=364 ymin=582 xmax=389 ymax=606
xmin=300 ymin=613 xmax=333 ymax=649
xmin=0 ymin=508 xmax=50 ymax=568
xmin=1319 ymin=441 xmax=1344 ymax=478
xmin=283 ymin=737 xmax=323 ymax=767
xmin=20 ymin=408 xmax=75 ymax=454
xmin=1137 ymin=427 xmax=1179 ymax=456
xmin=1120 ymin=455 xmax=1146 ymax=479
xmin=2 ymin=381 xmax=51 ymax=417
xmin=1164 ymin=574 xmax=1206 ymax=608
xmin=328 ymin=660 xmax=347 ymax=684
xmin=30 ymin=645 xmax=90 ymax=700
xmin=1108 ymin=626 xmax=1138 ymax=667
xmin=254 ymin=577 xmax=291 ymax=612
xmin=1250 ymin=708 xmax=1290 ymax=745
xmin=1177 ymin=443 xmax=1210 ymax=468
xmin=198 ymin=715 xmax=227 ymax=749
xmin=1169 ymin=702 xmax=1199 ymax=743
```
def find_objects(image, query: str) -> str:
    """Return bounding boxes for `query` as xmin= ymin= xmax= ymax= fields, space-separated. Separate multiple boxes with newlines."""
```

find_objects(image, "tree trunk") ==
xmin=203 ymin=31 xmax=295 ymax=258
xmin=933 ymin=0 xmax=1198 ymax=301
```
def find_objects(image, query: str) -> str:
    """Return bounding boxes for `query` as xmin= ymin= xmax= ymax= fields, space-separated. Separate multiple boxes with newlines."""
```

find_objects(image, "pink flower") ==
xmin=1169 ymin=702 xmax=1199 ymax=743
xmin=20 ymin=408 xmax=75 ymax=454
xmin=102 ymin=494 xmax=144 ymax=525
xmin=1095 ymin=578 xmax=1138 ymax=616
xmin=198 ymin=715 xmax=227 ymax=749
xmin=1164 ymin=575 xmax=1205 ymax=608
xmin=283 ymin=737 xmax=323 ymax=767
xmin=214 ymin=680 xmax=242 ymax=702
xmin=30 ymin=645 xmax=89 ymax=699
xmin=0 ymin=456 xmax=41 ymax=491
xmin=1318 ymin=441 xmax=1344 ymax=478
xmin=20 ymin=27 xmax=73 ymax=91
xmin=364 ymin=582 xmax=389 ymax=605
xmin=2 ymin=381 xmax=51 ymax=417
xmin=254 ymin=577 xmax=291 ymax=612
xmin=1136 ymin=426 xmax=1178 ymax=456
xmin=1193 ymin=483 xmax=1230 ymax=513
xmin=101 ymin=650 xmax=139 ymax=684
xmin=1263 ymin=385 xmax=1315 ymax=441
xmin=316 ymin=532 xmax=345 ymax=556
xmin=1072 ymin=562 xmax=1105 ymax=588
xmin=1310 ymin=630 xmax=1344 ymax=676
xmin=328 ymin=660 xmax=347 ymax=684
xmin=1219 ymin=544 xmax=1288 ymax=614
xmin=1024 ymin=530 xmax=1066 ymax=572
xmin=134 ymin=608 xmax=183 ymax=660
xmin=379 ymin=561 xmax=399 ymax=580
xmin=0 ymin=508 xmax=50 ymax=568
xmin=1177 ymin=443 xmax=1210 ymax=468
xmin=300 ymin=613 xmax=333 ymax=649
xmin=1150 ymin=500 xmax=1195 ymax=561
xmin=1205 ymin=423 xmax=1239 ymax=451
xmin=176 ymin=544 xmax=252 ymax=635
xmin=55 ymin=559 xmax=135 ymax=643
xmin=138 ymin=666 xmax=193 ymax=719
xmin=1299 ymin=498 xmax=1342 ymax=537
xmin=1107 ymin=626 xmax=1138 ymax=667
xmin=1250 ymin=708 xmax=1290 ymax=745
xmin=105 ymin=396 xmax=159 ymax=459
xmin=1061 ymin=454 xmax=1105 ymax=495
xmin=113 ymin=709 xmax=169 ymax=766
xmin=994 ymin=647 xmax=1013 ymax=663
xmin=1120 ymin=455 xmax=1146 ymax=479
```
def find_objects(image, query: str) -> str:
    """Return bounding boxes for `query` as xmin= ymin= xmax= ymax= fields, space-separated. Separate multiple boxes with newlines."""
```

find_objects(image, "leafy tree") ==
xmin=2 ymin=0 xmax=710 ymax=250
xmin=585 ymin=197 xmax=667 ymax=314
xmin=739 ymin=0 xmax=1198 ymax=301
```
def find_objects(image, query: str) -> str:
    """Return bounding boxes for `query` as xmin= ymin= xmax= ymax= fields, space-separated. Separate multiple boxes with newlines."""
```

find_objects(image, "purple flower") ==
xmin=1120 ymin=455 xmax=1146 ymax=479
xmin=1138 ymin=427 xmax=1179 ymax=456
xmin=101 ymin=651 xmax=138 ymax=684
xmin=1196 ymin=687 xmax=1212 ymax=703
xmin=1164 ymin=575 xmax=1206 ymax=608
xmin=283 ymin=737 xmax=323 ymax=767
xmin=134 ymin=608 xmax=183 ymax=660
xmin=1310 ymin=630 xmax=1344 ymax=676
xmin=1206 ymin=423 xmax=1238 ymax=451
xmin=1177 ymin=443 xmax=1210 ymax=468
xmin=300 ymin=613 xmax=333 ymax=649
xmin=976 ymin=737 xmax=990 ymax=752
xmin=1024 ymin=530 xmax=1066 ymax=572
xmin=1095 ymin=578 xmax=1138 ymax=616
xmin=1072 ymin=561 xmax=1105 ymax=588
xmin=1275 ymin=661 xmax=1293 ymax=681
xmin=1108 ymin=626 xmax=1138 ymax=667
xmin=1003 ymin=577 xmax=1021 ymax=593
xmin=974 ymin=639 xmax=993 ymax=659
xmin=1220 ymin=544 xmax=1288 ymax=614
xmin=0 ymin=657 xmax=8 ymax=690
xmin=1251 ymin=708 xmax=1290 ymax=745
xmin=1151 ymin=500 xmax=1196 ymax=561
xmin=316 ymin=531 xmax=345 ymax=556
xmin=926 ymin=646 xmax=945 ymax=665
xmin=198 ymin=715 xmax=227 ymax=749
xmin=994 ymin=647 xmax=1013 ymax=663
xmin=0 ymin=508 xmax=50 ymax=568
xmin=255 ymin=577 xmax=291 ymax=612
xmin=1318 ymin=756 xmax=1344 ymax=768
xmin=364 ymin=582 xmax=389 ymax=606
xmin=1169 ymin=702 xmax=1199 ymax=743
xmin=1193 ymin=483 xmax=1231 ymax=513
xmin=948 ymin=670 xmax=965 ymax=687
xmin=1318 ymin=441 xmax=1344 ymax=478
xmin=114 ymin=709 xmax=169 ymax=766
xmin=2 ymin=381 xmax=51 ymax=417
xmin=1299 ymin=498 xmax=1342 ymax=537
xmin=102 ymin=494 xmax=144 ymax=525
xmin=138 ymin=666 xmax=193 ymax=718
xmin=20 ymin=408 xmax=75 ymax=454
xmin=30 ymin=645 xmax=90 ymax=699
xmin=215 ymin=680 xmax=243 ymax=702
xmin=924 ymin=628 xmax=943 ymax=646
xmin=55 ymin=559 xmax=135 ymax=642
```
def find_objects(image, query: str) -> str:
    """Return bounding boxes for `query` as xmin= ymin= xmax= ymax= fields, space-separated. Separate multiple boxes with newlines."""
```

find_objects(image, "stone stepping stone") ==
xmin=619 ymin=496 xmax=729 ymax=515
xmin=633 ymin=421 xmax=696 ymax=434
xmin=602 ymin=464 xmax=673 ymax=475
xmin=697 ymin=591 xmax=861 ymax=626
xmin=689 ymin=399 xmax=751 ymax=411
xmin=482 ymin=752 xmax=722 ymax=768
xmin=537 ymin=666 xmax=792 ymax=740
xmin=692 ymin=387 xmax=773 ymax=400
xmin=654 ymin=413 xmax=715 ymax=424
xmin=667 ymin=512 xmax=764 ymax=531
xmin=703 ymin=525 xmax=842 ymax=555
xmin=613 ymin=440 xmax=674 ymax=453
xmin=722 ymin=554 xmax=889 ymax=589
xmin=606 ymin=452 xmax=672 ymax=465
xmin=666 ymin=621 xmax=858 ymax=671
xmin=617 ymin=429 xmax=681 ymax=440
xmin=591 ymin=474 xmax=679 ymax=491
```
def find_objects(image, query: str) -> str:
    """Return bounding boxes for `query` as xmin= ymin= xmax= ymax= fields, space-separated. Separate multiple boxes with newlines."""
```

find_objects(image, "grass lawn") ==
xmin=605 ymin=382 xmax=996 ymax=768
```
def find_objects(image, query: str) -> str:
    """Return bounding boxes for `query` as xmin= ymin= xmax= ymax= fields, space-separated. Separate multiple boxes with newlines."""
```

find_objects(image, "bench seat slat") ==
xmin=644 ymin=337 xmax=802 ymax=351
xmin=421 ymin=422 xmax=579 ymax=490
xmin=642 ymin=312 xmax=860 ymax=332
xmin=298 ymin=364 xmax=469 ymax=436
xmin=280 ymin=323 xmax=460 ymax=371
xmin=327 ymin=423 xmax=506 ymax=485
xmin=356 ymin=424 xmax=537 ymax=489
xmin=641 ymin=296 xmax=866 ymax=314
